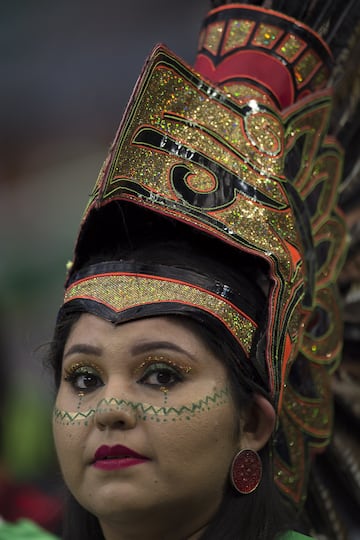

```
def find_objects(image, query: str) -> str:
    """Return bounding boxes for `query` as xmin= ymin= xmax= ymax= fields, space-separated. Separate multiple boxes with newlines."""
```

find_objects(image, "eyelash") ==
xmin=64 ymin=364 xmax=103 ymax=394
xmin=63 ymin=357 xmax=191 ymax=394
xmin=137 ymin=361 xmax=185 ymax=388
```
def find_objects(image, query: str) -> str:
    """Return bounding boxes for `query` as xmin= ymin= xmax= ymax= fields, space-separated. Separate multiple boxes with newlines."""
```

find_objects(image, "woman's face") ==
xmin=53 ymin=314 xmax=247 ymax=536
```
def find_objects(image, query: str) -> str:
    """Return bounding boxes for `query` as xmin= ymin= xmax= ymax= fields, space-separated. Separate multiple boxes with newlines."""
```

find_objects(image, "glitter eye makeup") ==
xmin=64 ymin=362 xmax=104 ymax=394
xmin=136 ymin=355 xmax=192 ymax=389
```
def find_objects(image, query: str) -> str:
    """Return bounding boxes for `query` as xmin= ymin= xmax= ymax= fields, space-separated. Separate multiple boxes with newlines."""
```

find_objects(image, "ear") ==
xmin=237 ymin=394 xmax=276 ymax=451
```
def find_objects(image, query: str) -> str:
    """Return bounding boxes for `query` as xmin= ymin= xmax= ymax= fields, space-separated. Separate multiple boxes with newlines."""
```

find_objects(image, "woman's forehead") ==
xmin=64 ymin=313 xmax=214 ymax=356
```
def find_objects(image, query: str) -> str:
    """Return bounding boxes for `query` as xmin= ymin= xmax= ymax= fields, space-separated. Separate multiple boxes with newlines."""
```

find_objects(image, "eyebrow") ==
xmin=63 ymin=343 xmax=103 ymax=359
xmin=131 ymin=341 xmax=197 ymax=362
xmin=63 ymin=340 xmax=198 ymax=362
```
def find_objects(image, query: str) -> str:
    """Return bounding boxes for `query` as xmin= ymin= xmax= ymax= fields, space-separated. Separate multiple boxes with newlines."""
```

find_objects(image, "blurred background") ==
xmin=0 ymin=0 xmax=208 ymax=531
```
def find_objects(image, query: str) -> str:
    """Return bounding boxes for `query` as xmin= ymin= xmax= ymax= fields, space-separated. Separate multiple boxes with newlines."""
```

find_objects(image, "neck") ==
xmin=99 ymin=510 xmax=211 ymax=540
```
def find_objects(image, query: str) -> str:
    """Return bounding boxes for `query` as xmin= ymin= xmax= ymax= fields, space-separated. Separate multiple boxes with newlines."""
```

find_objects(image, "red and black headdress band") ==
xmin=60 ymin=260 xmax=268 ymax=383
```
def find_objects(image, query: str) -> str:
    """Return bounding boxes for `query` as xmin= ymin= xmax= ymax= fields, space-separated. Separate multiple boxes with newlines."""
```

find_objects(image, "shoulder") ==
xmin=0 ymin=519 xmax=59 ymax=539
xmin=279 ymin=532 xmax=314 ymax=540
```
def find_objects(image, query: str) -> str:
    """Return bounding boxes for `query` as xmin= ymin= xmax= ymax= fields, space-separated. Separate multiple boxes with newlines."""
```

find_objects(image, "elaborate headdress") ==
xmin=60 ymin=1 xmax=360 ymax=536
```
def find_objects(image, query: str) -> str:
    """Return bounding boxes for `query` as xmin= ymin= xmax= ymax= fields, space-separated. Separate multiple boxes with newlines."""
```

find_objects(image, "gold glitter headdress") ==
xmin=62 ymin=1 xmax=360 ymax=519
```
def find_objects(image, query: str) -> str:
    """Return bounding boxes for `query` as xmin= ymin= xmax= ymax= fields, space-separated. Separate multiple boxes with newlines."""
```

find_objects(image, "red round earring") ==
xmin=230 ymin=449 xmax=262 ymax=494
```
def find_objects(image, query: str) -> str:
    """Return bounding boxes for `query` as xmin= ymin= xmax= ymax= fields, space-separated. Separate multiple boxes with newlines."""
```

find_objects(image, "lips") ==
xmin=93 ymin=444 xmax=149 ymax=470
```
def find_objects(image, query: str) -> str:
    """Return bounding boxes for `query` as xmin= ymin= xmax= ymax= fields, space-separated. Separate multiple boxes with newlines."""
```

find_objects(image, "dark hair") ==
xmin=49 ymin=229 xmax=297 ymax=539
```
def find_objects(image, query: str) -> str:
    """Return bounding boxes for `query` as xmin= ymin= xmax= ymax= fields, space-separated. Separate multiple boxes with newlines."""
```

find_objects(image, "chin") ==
xmin=77 ymin=481 xmax=159 ymax=520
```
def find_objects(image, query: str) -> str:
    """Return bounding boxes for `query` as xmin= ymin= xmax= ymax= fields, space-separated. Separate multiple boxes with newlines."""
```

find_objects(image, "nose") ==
xmin=94 ymin=394 xmax=138 ymax=431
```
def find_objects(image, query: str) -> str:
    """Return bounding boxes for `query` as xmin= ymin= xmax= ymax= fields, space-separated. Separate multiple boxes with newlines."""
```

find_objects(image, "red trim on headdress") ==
xmin=206 ymin=3 xmax=332 ymax=56
xmin=194 ymin=49 xmax=294 ymax=109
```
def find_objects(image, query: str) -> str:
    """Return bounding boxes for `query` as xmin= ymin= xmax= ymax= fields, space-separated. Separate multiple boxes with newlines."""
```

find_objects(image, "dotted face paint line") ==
xmin=53 ymin=386 xmax=231 ymax=425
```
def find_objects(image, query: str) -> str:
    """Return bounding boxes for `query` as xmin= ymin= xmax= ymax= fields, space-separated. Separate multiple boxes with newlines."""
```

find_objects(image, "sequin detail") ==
xmin=203 ymin=21 xmax=225 ymax=53
xmin=253 ymin=24 xmax=283 ymax=48
xmin=64 ymin=273 xmax=256 ymax=356
xmin=195 ymin=5 xmax=332 ymax=105
xmin=222 ymin=19 xmax=254 ymax=53
xmin=277 ymin=34 xmax=306 ymax=62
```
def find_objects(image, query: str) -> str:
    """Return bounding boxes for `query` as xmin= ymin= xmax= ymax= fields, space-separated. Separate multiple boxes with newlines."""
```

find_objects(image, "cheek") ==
xmin=52 ymin=385 xmax=87 ymax=447
xmin=149 ymin=397 xmax=239 ymax=471
xmin=146 ymin=405 xmax=238 ymax=500
xmin=52 ymin=405 xmax=88 ymax=481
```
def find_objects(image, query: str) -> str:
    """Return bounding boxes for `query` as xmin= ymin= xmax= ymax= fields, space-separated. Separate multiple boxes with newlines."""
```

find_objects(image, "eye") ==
xmin=137 ymin=361 xmax=185 ymax=388
xmin=64 ymin=365 xmax=104 ymax=393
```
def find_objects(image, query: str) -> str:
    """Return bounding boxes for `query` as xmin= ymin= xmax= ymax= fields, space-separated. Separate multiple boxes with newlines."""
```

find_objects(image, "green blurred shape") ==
xmin=0 ymin=519 xmax=58 ymax=539
xmin=2 ymin=382 xmax=55 ymax=480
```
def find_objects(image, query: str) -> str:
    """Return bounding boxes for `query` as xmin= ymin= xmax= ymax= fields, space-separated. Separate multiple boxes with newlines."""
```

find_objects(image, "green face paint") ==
xmin=53 ymin=386 xmax=231 ymax=426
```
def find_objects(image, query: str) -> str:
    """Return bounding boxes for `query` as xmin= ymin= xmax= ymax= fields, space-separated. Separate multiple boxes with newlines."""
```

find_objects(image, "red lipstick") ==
xmin=93 ymin=445 xmax=149 ymax=470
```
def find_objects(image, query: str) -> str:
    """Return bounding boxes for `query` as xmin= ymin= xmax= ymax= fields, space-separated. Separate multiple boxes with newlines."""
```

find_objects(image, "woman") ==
xmin=51 ymin=241 xmax=290 ymax=539
xmin=51 ymin=236 xmax=303 ymax=539
xmin=49 ymin=1 xmax=358 ymax=538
